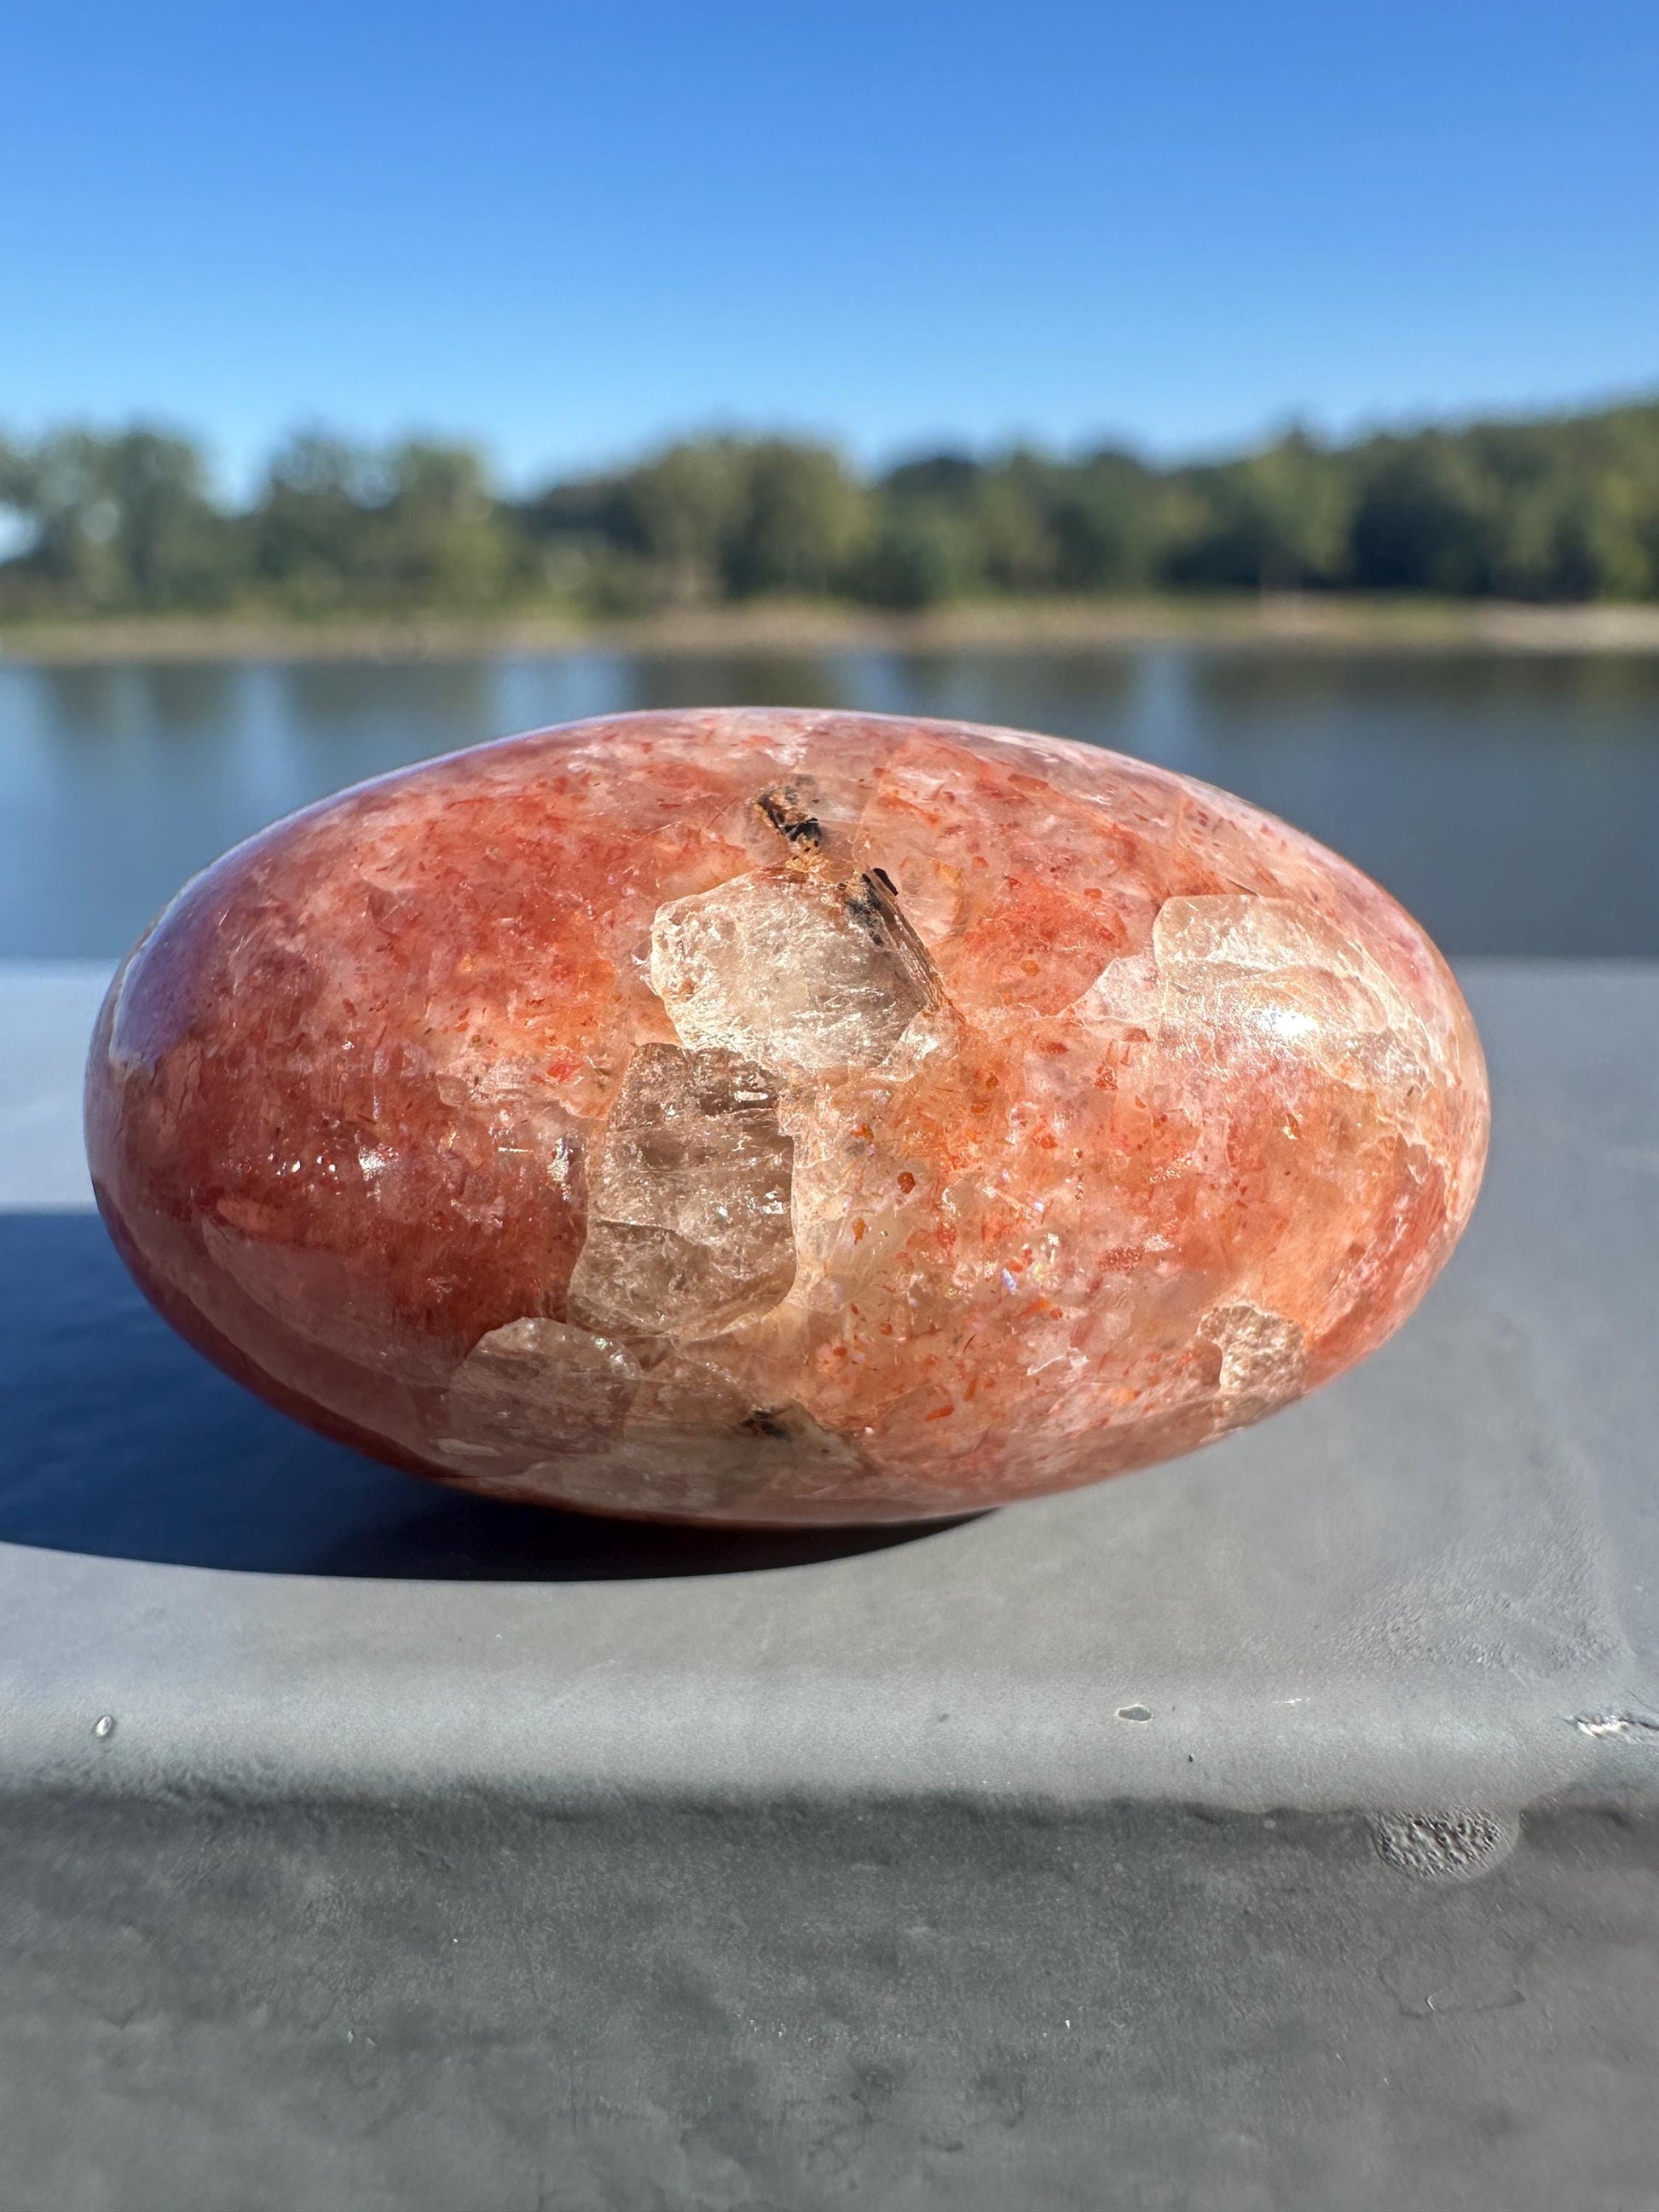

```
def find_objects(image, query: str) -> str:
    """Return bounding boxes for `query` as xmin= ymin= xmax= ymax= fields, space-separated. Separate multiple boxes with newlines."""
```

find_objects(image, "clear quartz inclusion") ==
xmin=85 ymin=709 xmax=1489 ymax=1526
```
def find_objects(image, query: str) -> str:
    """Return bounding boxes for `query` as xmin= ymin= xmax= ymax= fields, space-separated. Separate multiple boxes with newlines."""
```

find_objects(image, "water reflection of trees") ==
xmin=31 ymin=661 xmax=240 ymax=742
xmin=279 ymin=658 xmax=497 ymax=740
xmin=9 ymin=647 xmax=1659 ymax=962
xmin=622 ymin=654 xmax=848 ymax=713
xmin=1191 ymin=648 xmax=1659 ymax=722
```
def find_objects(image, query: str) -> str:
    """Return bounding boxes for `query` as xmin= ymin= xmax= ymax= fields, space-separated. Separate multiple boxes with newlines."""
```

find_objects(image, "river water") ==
xmin=2 ymin=644 xmax=1656 ymax=958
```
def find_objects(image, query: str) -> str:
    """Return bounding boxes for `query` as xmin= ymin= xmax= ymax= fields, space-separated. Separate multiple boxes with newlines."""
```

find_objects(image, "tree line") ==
xmin=3 ymin=398 xmax=1657 ymax=619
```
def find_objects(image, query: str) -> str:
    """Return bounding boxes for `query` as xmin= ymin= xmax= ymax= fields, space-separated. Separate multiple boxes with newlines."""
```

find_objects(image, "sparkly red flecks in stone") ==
xmin=86 ymin=709 xmax=1488 ymax=1525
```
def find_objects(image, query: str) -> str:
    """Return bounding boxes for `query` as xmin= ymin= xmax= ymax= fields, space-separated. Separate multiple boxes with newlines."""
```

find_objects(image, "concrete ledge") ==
xmin=4 ymin=1790 xmax=1656 ymax=2212
xmin=3 ymin=962 xmax=1656 ymax=2209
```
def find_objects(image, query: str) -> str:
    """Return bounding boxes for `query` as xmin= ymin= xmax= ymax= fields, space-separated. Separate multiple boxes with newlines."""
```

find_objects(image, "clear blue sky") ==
xmin=3 ymin=0 xmax=1655 ymax=494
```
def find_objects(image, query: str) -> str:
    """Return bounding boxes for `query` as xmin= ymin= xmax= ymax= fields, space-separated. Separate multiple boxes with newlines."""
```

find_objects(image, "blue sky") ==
xmin=3 ymin=0 xmax=1656 ymax=493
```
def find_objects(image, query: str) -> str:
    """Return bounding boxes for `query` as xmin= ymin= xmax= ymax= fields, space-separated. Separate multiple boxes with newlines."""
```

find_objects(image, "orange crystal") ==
xmin=85 ymin=709 xmax=1488 ymax=1525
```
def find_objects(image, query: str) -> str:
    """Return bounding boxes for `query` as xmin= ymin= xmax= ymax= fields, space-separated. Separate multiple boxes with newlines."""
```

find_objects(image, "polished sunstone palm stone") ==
xmin=86 ymin=708 xmax=1488 ymax=1525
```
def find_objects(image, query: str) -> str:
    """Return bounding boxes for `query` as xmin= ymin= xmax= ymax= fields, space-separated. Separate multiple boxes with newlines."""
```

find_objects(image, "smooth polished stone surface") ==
xmin=86 ymin=710 xmax=1488 ymax=1523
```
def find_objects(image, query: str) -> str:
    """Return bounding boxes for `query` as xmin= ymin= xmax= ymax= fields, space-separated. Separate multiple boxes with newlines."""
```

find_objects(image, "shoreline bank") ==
xmin=5 ymin=595 xmax=1659 ymax=664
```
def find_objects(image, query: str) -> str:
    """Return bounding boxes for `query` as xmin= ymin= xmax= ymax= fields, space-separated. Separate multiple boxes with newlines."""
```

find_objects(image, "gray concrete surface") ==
xmin=2 ymin=962 xmax=1656 ymax=2209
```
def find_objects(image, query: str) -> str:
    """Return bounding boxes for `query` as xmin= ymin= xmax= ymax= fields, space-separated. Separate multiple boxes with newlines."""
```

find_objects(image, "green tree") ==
xmin=377 ymin=442 xmax=512 ymax=604
xmin=865 ymin=453 xmax=1056 ymax=602
xmin=1346 ymin=434 xmax=1500 ymax=594
xmin=720 ymin=439 xmax=870 ymax=597
xmin=1165 ymin=433 xmax=1350 ymax=590
xmin=519 ymin=436 xmax=870 ymax=608
xmin=848 ymin=498 xmax=980 ymax=608
xmin=8 ymin=395 xmax=1659 ymax=621
xmin=252 ymin=433 xmax=512 ymax=610
xmin=1046 ymin=448 xmax=1166 ymax=591
xmin=252 ymin=433 xmax=380 ymax=608
xmin=0 ymin=424 xmax=231 ymax=611
xmin=616 ymin=440 xmax=752 ymax=602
